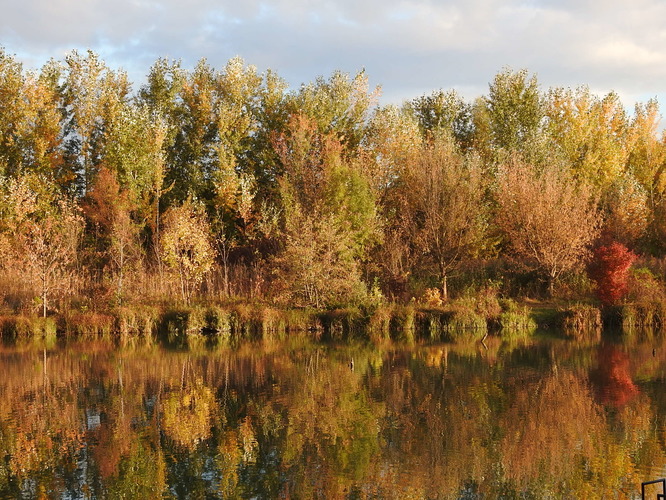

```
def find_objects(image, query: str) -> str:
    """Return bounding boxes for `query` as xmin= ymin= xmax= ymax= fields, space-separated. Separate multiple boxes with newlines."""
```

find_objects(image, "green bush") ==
xmin=497 ymin=299 xmax=536 ymax=340
xmin=390 ymin=305 xmax=416 ymax=343
xmin=444 ymin=307 xmax=487 ymax=343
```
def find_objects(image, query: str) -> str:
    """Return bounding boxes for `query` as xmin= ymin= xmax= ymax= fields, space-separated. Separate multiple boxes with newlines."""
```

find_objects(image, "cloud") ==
xmin=2 ymin=0 xmax=666 ymax=109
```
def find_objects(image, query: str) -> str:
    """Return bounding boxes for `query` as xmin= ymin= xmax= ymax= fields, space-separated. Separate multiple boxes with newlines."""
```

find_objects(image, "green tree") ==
xmin=546 ymin=87 xmax=629 ymax=187
xmin=245 ymin=68 xmax=290 ymax=197
xmin=407 ymin=89 xmax=472 ymax=148
xmin=165 ymin=59 xmax=219 ymax=203
xmin=137 ymin=57 xmax=185 ymax=116
xmin=0 ymin=49 xmax=27 ymax=177
xmin=485 ymin=68 xmax=546 ymax=162
xmin=102 ymin=103 xmax=170 ymax=268
xmin=288 ymin=69 xmax=379 ymax=156
xmin=626 ymin=98 xmax=666 ymax=199
xmin=61 ymin=50 xmax=131 ymax=194
xmin=104 ymin=104 xmax=168 ymax=201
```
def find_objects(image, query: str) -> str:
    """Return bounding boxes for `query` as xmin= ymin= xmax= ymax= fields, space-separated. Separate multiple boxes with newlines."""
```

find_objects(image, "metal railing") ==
xmin=642 ymin=478 xmax=665 ymax=500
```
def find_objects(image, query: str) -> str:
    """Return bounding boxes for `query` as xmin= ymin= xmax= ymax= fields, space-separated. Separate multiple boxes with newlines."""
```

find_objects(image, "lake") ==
xmin=0 ymin=334 xmax=664 ymax=499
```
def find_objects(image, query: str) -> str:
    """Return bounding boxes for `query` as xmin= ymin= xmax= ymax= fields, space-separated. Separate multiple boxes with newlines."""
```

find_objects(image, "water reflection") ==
xmin=0 ymin=337 xmax=663 ymax=499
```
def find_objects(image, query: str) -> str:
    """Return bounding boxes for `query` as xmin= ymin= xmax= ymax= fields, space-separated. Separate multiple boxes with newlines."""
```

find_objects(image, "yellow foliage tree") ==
xmin=160 ymin=199 xmax=215 ymax=302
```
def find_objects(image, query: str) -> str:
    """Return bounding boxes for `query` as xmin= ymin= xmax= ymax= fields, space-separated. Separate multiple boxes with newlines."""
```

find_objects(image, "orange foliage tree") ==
xmin=496 ymin=160 xmax=601 ymax=296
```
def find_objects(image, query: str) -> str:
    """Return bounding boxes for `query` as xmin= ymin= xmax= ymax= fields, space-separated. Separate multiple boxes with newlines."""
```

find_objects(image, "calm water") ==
xmin=0 ymin=334 xmax=664 ymax=499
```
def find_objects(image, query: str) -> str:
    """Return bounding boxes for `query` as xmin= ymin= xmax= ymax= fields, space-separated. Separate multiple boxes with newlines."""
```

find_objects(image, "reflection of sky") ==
xmin=86 ymin=409 xmax=101 ymax=431
xmin=2 ymin=0 xmax=666 ymax=116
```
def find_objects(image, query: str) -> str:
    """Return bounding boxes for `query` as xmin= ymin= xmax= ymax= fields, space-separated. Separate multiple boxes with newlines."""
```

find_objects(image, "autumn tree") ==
xmin=82 ymin=167 xmax=141 ymax=302
xmin=272 ymin=115 xmax=380 ymax=307
xmin=160 ymin=199 xmax=216 ymax=303
xmin=404 ymin=135 xmax=488 ymax=300
xmin=363 ymin=106 xmax=423 ymax=298
xmin=0 ymin=174 xmax=83 ymax=316
xmin=363 ymin=105 xmax=422 ymax=197
xmin=546 ymin=87 xmax=629 ymax=188
xmin=602 ymin=173 xmax=649 ymax=247
xmin=20 ymin=62 xmax=66 ymax=183
xmin=495 ymin=159 xmax=601 ymax=296
xmin=587 ymin=242 xmax=637 ymax=305
xmin=624 ymin=99 xmax=666 ymax=251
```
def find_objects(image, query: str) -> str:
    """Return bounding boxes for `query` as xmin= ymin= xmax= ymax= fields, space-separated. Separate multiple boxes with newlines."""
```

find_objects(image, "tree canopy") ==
xmin=1 ymin=48 xmax=665 ymax=310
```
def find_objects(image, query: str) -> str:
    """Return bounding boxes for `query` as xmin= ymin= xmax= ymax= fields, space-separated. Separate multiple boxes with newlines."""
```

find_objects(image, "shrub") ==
xmin=421 ymin=288 xmax=443 ymax=307
xmin=444 ymin=306 xmax=487 ymax=343
xmin=114 ymin=306 xmax=160 ymax=337
xmin=62 ymin=312 xmax=114 ymax=337
xmin=391 ymin=305 xmax=416 ymax=343
xmin=615 ymin=301 xmax=666 ymax=336
xmin=0 ymin=315 xmax=34 ymax=337
xmin=367 ymin=305 xmax=393 ymax=341
xmin=627 ymin=267 xmax=665 ymax=303
xmin=587 ymin=242 xmax=637 ymax=305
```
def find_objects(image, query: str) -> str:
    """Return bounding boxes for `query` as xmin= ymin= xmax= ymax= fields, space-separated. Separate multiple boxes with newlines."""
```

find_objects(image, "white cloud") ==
xmin=2 ymin=0 xmax=666 ymax=110
xmin=590 ymin=39 xmax=665 ymax=67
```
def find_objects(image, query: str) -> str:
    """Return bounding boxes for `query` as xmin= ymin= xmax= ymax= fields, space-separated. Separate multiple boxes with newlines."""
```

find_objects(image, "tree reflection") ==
xmin=590 ymin=344 xmax=639 ymax=407
xmin=0 ymin=339 xmax=661 ymax=498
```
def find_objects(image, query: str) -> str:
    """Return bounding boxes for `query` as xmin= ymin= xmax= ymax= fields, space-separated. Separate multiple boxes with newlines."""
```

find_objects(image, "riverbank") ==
xmin=1 ymin=298 xmax=664 ymax=344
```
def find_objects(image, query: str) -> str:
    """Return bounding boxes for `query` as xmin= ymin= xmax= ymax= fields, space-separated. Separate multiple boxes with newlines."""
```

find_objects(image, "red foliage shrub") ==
xmin=587 ymin=242 xmax=637 ymax=305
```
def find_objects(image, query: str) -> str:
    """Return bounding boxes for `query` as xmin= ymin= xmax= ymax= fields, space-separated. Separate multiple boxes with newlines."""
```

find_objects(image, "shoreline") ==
xmin=0 ymin=300 xmax=663 ymax=344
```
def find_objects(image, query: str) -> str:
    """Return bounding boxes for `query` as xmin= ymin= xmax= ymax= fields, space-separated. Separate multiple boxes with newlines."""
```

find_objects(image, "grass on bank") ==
xmin=1 ymin=271 xmax=664 ymax=343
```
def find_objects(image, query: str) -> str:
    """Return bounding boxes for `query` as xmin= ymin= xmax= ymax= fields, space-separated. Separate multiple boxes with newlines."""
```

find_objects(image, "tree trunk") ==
xmin=42 ymin=282 xmax=48 ymax=318
xmin=439 ymin=263 xmax=449 ymax=301
xmin=548 ymin=271 xmax=556 ymax=298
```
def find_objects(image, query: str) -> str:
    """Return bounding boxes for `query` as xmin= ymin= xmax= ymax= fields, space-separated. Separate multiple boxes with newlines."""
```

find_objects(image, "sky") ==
xmin=2 ymin=0 xmax=666 ymax=110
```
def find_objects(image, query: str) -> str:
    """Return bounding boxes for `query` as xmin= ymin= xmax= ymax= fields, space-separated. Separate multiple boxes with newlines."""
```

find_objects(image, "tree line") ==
xmin=0 ymin=48 xmax=664 ymax=314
